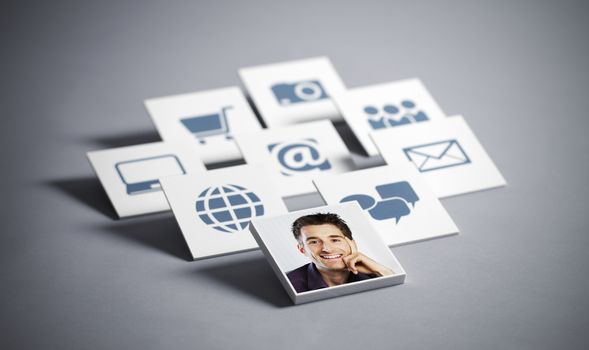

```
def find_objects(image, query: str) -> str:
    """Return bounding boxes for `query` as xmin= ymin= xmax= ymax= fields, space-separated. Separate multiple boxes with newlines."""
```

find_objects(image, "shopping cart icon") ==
xmin=180 ymin=106 xmax=233 ymax=144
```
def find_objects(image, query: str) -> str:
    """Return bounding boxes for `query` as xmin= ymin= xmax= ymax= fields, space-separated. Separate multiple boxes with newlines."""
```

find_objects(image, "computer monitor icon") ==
xmin=180 ymin=106 xmax=233 ymax=144
xmin=115 ymin=154 xmax=186 ymax=195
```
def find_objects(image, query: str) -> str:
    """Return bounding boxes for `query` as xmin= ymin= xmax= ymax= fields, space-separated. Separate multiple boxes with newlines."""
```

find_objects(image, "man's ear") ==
xmin=297 ymin=243 xmax=306 ymax=255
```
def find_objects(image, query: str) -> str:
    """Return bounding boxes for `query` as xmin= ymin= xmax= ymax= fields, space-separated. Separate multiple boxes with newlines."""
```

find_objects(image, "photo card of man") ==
xmin=233 ymin=120 xmax=355 ymax=198
xmin=371 ymin=115 xmax=507 ymax=198
xmin=331 ymin=78 xmax=447 ymax=158
xmin=144 ymin=86 xmax=262 ymax=164
xmin=249 ymin=202 xmax=406 ymax=304
xmin=87 ymin=141 xmax=207 ymax=218
xmin=314 ymin=164 xmax=459 ymax=246
xmin=159 ymin=164 xmax=288 ymax=260
xmin=238 ymin=57 xmax=346 ymax=127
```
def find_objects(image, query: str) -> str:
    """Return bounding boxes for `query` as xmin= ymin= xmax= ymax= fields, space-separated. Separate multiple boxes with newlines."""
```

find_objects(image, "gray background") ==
xmin=2 ymin=0 xmax=588 ymax=349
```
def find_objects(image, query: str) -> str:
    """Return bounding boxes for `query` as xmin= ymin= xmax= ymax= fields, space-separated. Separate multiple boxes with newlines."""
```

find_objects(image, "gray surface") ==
xmin=2 ymin=1 xmax=589 ymax=349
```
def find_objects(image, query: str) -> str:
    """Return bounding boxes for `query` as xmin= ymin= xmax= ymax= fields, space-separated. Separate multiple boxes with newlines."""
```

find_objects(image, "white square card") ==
xmin=314 ymin=165 xmax=459 ymax=246
xmin=87 ymin=141 xmax=206 ymax=218
xmin=234 ymin=120 xmax=355 ymax=197
xmin=239 ymin=57 xmax=346 ymax=127
xmin=144 ymin=87 xmax=262 ymax=164
xmin=371 ymin=116 xmax=507 ymax=198
xmin=249 ymin=203 xmax=406 ymax=304
xmin=332 ymin=79 xmax=447 ymax=157
xmin=160 ymin=165 xmax=288 ymax=260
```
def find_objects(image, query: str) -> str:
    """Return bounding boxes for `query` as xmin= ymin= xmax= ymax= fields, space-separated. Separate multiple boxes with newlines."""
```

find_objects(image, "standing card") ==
xmin=332 ymin=79 xmax=447 ymax=157
xmin=314 ymin=165 xmax=459 ymax=246
xmin=144 ymin=87 xmax=262 ymax=164
xmin=234 ymin=120 xmax=355 ymax=197
xmin=249 ymin=203 xmax=406 ymax=304
xmin=239 ymin=57 xmax=346 ymax=127
xmin=87 ymin=141 xmax=206 ymax=218
xmin=371 ymin=116 xmax=507 ymax=198
xmin=160 ymin=164 xmax=288 ymax=260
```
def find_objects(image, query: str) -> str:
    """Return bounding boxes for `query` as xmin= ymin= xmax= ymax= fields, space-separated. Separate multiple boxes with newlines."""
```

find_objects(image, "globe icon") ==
xmin=195 ymin=184 xmax=265 ymax=233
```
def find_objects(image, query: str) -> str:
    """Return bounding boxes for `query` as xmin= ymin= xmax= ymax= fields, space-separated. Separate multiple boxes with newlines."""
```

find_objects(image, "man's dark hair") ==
xmin=291 ymin=213 xmax=353 ymax=241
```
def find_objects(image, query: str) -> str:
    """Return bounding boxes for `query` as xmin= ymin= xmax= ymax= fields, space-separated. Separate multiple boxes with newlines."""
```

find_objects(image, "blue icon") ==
xmin=403 ymin=139 xmax=471 ymax=173
xmin=195 ymin=184 xmax=264 ymax=233
xmin=363 ymin=99 xmax=429 ymax=130
xmin=340 ymin=181 xmax=419 ymax=223
xmin=115 ymin=154 xmax=186 ymax=195
xmin=180 ymin=106 xmax=233 ymax=144
xmin=267 ymin=139 xmax=331 ymax=176
xmin=271 ymin=80 xmax=328 ymax=105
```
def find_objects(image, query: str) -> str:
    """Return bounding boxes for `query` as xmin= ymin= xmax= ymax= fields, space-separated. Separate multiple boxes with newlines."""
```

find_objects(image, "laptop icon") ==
xmin=115 ymin=154 xmax=186 ymax=195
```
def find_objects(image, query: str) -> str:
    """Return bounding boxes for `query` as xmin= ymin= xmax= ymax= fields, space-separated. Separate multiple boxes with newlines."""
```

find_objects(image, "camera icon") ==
xmin=271 ymin=80 xmax=329 ymax=105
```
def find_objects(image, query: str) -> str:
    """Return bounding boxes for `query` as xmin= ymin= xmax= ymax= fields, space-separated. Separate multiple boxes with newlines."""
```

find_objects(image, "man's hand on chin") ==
xmin=343 ymin=237 xmax=394 ymax=277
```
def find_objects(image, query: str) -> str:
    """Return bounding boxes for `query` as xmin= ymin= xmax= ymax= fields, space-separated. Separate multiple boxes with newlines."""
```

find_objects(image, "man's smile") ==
xmin=320 ymin=254 xmax=343 ymax=260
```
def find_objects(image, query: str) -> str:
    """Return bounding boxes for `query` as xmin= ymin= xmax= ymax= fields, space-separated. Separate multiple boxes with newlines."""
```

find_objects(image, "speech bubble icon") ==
xmin=368 ymin=198 xmax=411 ymax=223
xmin=340 ymin=194 xmax=376 ymax=211
xmin=375 ymin=181 xmax=419 ymax=208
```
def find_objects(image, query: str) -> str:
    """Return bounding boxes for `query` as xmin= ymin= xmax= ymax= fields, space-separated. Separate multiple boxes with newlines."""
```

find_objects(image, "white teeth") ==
xmin=321 ymin=254 xmax=342 ymax=259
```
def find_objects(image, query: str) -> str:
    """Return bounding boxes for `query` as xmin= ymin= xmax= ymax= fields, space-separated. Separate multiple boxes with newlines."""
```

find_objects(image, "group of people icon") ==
xmin=363 ymin=99 xmax=429 ymax=130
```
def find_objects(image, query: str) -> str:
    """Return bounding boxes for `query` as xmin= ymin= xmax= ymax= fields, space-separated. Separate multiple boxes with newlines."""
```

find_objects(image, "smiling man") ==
xmin=286 ymin=213 xmax=394 ymax=293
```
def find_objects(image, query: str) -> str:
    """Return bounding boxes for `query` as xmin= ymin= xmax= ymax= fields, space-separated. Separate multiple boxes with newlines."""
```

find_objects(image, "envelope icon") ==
xmin=403 ymin=139 xmax=471 ymax=172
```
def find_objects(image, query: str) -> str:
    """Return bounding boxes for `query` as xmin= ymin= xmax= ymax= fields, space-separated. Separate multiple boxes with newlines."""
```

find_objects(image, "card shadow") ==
xmin=333 ymin=120 xmax=369 ymax=157
xmin=46 ymin=177 xmax=189 ymax=260
xmin=89 ymin=130 xmax=162 ymax=148
xmin=195 ymin=254 xmax=292 ymax=307
xmin=244 ymin=93 xmax=267 ymax=129
xmin=97 ymin=214 xmax=191 ymax=261
xmin=46 ymin=177 xmax=118 ymax=220
xmin=206 ymin=158 xmax=246 ymax=170
xmin=284 ymin=192 xmax=326 ymax=212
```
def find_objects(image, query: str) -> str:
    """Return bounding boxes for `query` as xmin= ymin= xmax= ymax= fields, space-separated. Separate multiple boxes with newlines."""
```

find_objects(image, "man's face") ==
xmin=297 ymin=224 xmax=353 ymax=271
